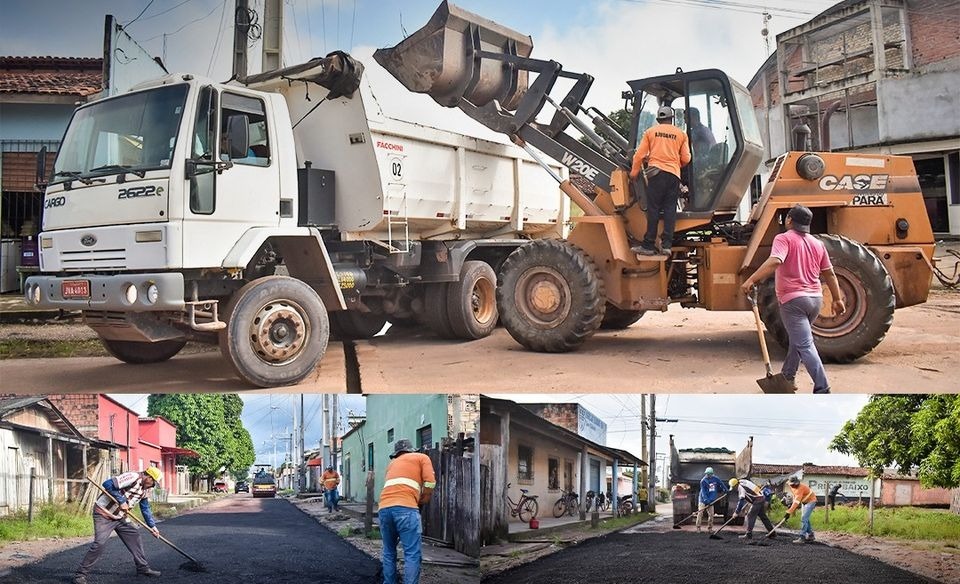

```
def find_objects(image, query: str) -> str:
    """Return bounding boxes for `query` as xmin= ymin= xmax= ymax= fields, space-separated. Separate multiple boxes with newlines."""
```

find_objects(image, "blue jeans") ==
xmin=799 ymin=501 xmax=816 ymax=538
xmin=379 ymin=506 xmax=422 ymax=584
xmin=780 ymin=296 xmax=830 ymax=393
xmin=324 ymin=488 xmax=339 ymax=511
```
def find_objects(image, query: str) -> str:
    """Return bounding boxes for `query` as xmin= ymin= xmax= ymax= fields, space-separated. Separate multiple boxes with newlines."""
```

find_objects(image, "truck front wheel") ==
xmin=497 ymin=240 xmax=605 ymax=352
xmin=758 ymin=234 xmax=895 ymax=363
xmin=101 ymin=339 xmax=186 ymax=364
xmin=219 ymin=276 xmax=329 ymax=387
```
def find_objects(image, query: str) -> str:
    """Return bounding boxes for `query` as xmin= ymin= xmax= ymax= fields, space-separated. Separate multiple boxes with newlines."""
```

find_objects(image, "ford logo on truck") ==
xmin=118 ymin=185 xmax=163 ymax=199
xmin=80 ymin=234 xmax=97 ymax=247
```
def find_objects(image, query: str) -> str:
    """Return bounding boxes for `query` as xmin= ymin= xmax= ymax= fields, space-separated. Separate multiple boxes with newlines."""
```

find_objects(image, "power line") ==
xmin=142 ymin=1 xmax=224 ymax=43
xmin=206 ymin=0 xmax=230 ymax=76
xmin=350 ymin=0 xmax=357 ymax=50
xmin=616 ymin=0 xmax=816 ymax=19
xmin=133 ymin=0 xmax=195 ymax=24
xmin=124 ymin=0 xmax=157 ymax=28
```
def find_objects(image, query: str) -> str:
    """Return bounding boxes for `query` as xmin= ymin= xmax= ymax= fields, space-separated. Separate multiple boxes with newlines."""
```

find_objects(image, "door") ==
xmin=182 ymin=87 xmax=281 ymax=268
xmin=589 ymin=459 xmax=601 ymax=494
xmin=894 ymin=483 xmax=912 ymax=506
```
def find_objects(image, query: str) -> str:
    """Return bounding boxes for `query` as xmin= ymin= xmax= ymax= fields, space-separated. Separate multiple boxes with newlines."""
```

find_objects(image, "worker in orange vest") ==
xmin=378 ymin=439 xmax=436 ymax=584
xmin=784 ymin=475 xmax=818 ymax=543
xmin=321 ymin=465 xmax=341 ymax=513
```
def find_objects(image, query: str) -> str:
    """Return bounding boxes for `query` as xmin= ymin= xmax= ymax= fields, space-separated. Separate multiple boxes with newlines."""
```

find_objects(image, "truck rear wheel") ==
xmin=600 ymin=304 xmax=645 ymax=330
xmin=101 ymin=338 xmax=186 ymax=364
xmin=219 ymin=276 xmax=329 ymax=387
xmin=423 ymin=283 xmax=456 ymax=339
xmin=330 ymin=311 xmax=387 ymax=340
xmin=758 ymin=235 xmax=895 ymax=363
xmin=497 ymin=240 xmax=605 ymax=352
xmin=446 ymin=260 xmax=498 ymax=340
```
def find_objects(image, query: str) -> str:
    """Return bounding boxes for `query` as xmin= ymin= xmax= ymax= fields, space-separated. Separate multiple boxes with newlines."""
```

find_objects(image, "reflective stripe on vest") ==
xmin=384 ymin=477 xmax=422 ymax=493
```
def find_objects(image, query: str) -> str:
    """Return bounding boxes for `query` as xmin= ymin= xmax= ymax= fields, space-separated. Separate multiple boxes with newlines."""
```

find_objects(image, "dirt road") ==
xmin=2 ymin=495 xmax=379 ymax=584
xmin=481 ymin=531 xmax=937 ymax=584
xmin=2 ymin=290 xmax=957 ymax=393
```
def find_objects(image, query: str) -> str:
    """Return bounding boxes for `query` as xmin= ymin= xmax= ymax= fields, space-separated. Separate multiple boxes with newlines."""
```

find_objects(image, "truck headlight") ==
xmin=146 ymin=283 xmax=159 ymax=304
xmin=40 ymin=237 xmax=53 ymax=249
xmin=27 ymin=284 xmax=41 ymax=305
xmin=124 ymin=283 xmax=138 ymax=304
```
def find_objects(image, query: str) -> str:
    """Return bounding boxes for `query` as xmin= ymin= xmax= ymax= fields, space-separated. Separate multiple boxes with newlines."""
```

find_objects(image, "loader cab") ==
xmin=627 ymin=69 xmax=763 ymax=215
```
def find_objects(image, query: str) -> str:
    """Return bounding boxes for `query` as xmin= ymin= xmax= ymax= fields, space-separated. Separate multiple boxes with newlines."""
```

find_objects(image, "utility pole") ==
xmin=233 ymin=0 xmax=251 ymax=81
xmin=331 ymin=394 xmax=339 ymax=470
xmin=648 ymin=394 xmax=656 ymax=511
xmin=322 ymin=395 xmax=330 ymax=467
xmin=640 ymin=395 xmax=648 ymax=494
xmin=299 ymin=395 xmax=305 ymax=492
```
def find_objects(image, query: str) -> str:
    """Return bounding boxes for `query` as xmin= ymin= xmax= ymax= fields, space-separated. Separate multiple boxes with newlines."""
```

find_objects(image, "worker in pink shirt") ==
xmin=741 ymin=205 xmax=845 ymax=393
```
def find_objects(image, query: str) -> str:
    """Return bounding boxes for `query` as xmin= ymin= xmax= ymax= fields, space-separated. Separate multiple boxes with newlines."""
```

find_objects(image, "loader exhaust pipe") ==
xmin=373 ymin=1 xmax=533 ymax=110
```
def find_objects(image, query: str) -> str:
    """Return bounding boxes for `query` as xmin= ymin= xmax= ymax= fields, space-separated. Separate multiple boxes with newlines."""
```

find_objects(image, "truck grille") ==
xmin=60 ymin=248 xmax=128 ymax=271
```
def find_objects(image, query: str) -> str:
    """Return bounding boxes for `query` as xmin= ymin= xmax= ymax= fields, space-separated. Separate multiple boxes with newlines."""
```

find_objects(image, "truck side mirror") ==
xmin=224 ymin=114 xmax=250 ymax=159
xmin=35 ymin=146 xmax=48 ymax=190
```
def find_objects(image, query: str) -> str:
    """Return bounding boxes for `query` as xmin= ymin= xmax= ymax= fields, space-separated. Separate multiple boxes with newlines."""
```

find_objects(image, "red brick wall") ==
xmin=45 ymin=394 xmax=99 ymax=438
xmin=522 ymin=404 xmax=579 ymax=434
xmin=909 ymin=0 xmax=960 ymax=67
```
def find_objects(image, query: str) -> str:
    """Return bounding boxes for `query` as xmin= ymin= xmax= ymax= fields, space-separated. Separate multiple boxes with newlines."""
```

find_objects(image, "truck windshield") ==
xmin=53 ymin=84 xmax=189 ymax=183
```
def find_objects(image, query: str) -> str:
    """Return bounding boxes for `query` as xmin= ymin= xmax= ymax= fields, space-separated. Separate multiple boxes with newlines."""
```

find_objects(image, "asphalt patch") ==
xmin=482 ymin=531 xmax=935 ymax=584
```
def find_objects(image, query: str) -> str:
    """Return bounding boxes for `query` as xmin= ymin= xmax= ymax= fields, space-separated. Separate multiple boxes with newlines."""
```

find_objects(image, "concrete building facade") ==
xmin=747 ymin=0 xmax=960 ymax=234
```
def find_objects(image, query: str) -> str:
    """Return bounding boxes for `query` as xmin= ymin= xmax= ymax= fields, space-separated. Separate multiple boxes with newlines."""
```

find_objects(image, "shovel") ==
xmin=673 ymin=492 xmax=728 ymax=529
xmin=765 ymin=515 xmax=789 ymax=538
xmin=708 ymin=507 xmax=743 ymax=540
xmin=749 ymin=288 xmax=796 ymax=394
xmin=85 ymin=477 xmax=206 ymax=572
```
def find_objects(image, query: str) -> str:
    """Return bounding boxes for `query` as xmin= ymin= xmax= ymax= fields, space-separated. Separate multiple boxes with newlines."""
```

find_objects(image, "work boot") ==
xmin=806 ymin=534 xmax=816 ymax=542
xmin=660 ymin=247 xmax=672 ymax=255
xmin=72 ymin=575 xmax=87 ymax=584
xmin=696 ymin=526 xmax=702 ymax=533
xmin=137 ymin=567 xmax=162 ymax=577
xmin=792 ymin=537 xmax=806 ymax=544
xmin=738 ymin=532 xmax=752 ymax=540
xmin=631 ymin=245 xmax=658 ymax=256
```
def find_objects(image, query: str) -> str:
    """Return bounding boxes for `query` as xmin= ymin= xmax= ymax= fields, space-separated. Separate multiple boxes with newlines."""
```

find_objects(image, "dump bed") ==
xmin=247 ymin=58 xmax=566 ymax=243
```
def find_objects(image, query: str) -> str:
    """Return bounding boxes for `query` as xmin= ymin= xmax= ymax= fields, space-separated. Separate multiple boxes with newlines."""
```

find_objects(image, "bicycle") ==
xmin=552 ymin=488 xmax=579 ymax=518
xmin=506 ymin=483 xmax=539 ymax=522
xmin=597 ymin=491 xmax=610 ymax=512
xmin=616 ymin=494 xmax=635 ymax=517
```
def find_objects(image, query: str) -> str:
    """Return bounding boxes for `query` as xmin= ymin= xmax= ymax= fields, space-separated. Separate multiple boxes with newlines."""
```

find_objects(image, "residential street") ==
xmin=2 ymin=495 xmax=379 ymax=584
xmin=1 ymin=289 xmax=957 ymax=392
xmin=481 ymin=531 xmax=935 ymax=584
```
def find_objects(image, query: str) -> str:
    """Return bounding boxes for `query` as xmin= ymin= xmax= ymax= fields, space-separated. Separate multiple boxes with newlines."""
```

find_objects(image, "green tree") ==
xmin=830 ymin=395 xmax=960 ymax=489
xmin=147 ymin=394 xmax=256 ymax=481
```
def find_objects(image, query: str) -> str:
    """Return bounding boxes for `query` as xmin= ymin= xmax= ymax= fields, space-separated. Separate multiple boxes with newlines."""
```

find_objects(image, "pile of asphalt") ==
xmin=482 ymin=531 xmax=933 ymax=584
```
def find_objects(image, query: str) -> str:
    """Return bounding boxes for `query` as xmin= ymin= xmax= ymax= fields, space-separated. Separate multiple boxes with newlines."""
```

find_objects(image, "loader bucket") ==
xmin=373 ymin=1 xmax=533 ymax=110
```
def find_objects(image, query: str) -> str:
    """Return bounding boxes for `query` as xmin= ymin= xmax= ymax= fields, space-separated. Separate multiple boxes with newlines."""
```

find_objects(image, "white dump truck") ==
xmin=23 ymin=51 xmax=566 ymax=387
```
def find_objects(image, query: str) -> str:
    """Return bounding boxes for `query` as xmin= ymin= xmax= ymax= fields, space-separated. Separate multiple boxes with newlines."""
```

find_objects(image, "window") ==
xmin=685 ymin=78 xmax=739 ymax=212
xmin=548 ymin=458 xmax=560 ymax=491
xmin=190 ymin=85 xmax=217 ymax=214
xmin=417 ymin=425 xmax=433 ymax=449
xmin=517 ymin=444 xmax=534 ymax=483
xmin=367 ymin=443 xmax=374 ymax=472
xmin=387 ymin=428 xmax=394 ymax=442
xmin=220 ymin=92 xmax=270 ymax=167
xmin=564 ymin=460 xmax=574 ymax=491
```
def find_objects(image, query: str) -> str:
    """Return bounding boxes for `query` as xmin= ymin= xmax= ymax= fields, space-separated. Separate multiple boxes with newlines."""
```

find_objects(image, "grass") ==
xmin=0 ymin=338 xmax=106 ymax=358
xmin=0 ymin=503 xmax=93 ymax=543
xmin=772 ymin=501 xmax=960 ymax=542
xmin=366 ymin=527 xmax=381 ymax=540
xmin=588 ymin=512 xmax=654 ymax=532
xmin=338 ymin=526 xmax=354 ymax=538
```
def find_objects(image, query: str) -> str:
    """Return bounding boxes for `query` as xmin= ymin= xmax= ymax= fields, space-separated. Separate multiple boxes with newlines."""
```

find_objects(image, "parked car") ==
xmin=252 ymin=473 xmax=277 ymax=498
xmin=213 ymin=481 xmax=228 ymax=493
xmin=235 ymin=481 xmax=250 ymax=493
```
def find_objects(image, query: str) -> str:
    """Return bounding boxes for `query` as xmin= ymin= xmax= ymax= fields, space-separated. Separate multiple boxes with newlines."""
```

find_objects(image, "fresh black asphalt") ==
xmin=482 ymin=531 xmax=936 ymax=584
xmin=5 ymin=495 xmax=379 ymax=584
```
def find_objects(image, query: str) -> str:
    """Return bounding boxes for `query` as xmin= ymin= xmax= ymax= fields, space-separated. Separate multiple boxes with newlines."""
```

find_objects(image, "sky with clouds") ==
xmin=4 ymin=0 xmax=841 ymax=137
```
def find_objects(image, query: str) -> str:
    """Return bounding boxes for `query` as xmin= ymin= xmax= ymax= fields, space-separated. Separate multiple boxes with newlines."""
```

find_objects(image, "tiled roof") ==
xmin=754 ymin=463 xmax=871 ymax=477
xmin=0 ymin=56 xmax=103 ymax=96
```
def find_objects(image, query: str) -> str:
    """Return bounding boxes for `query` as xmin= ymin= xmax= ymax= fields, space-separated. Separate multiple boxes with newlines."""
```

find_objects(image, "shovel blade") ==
xmin=757 ymin=373 xmax=796 ymax=394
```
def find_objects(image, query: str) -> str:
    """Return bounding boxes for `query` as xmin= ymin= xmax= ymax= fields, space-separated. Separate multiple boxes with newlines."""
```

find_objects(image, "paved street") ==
xmin=2 ymin=290 xmax=957 ymax=393
xmin=481 ymin=531 xmax=932 ymax=584
xmin=3 ymin=495 xmax=379 ymax=584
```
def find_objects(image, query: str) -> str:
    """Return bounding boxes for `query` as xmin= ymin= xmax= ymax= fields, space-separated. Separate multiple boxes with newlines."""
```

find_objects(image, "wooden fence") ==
xmin=479 ymin=443 xmax=508 ymax=544
xmin=422 ymin=433 xmax=479 ymax=558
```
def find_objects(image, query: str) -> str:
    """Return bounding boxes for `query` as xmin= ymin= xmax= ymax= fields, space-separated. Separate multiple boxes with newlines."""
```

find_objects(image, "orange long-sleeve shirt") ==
xmin=787 ymin=483 xmax=817 ymax=513
xmin=379 ymin=452 xmax=436 ymax=510
xmin=630 ymin=122 xmax=691 ymax=180
xmin=321 ymin=470 xmax=340 ymax=490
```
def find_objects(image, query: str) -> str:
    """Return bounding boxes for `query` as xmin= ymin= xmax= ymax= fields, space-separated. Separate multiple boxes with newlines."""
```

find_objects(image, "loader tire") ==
xmin=497 ymin=239 xmax=605 ymax=352
xmin=447 ymin=260 xmax=499 ymax=340
xmin=423 ymin=283 xmax=456 ymax=339
xmin=758 ymin=235 xmax=895 ymax=363
xmin=330 ymin=311 xmax=387 ymax=340
xmin=218 ymin=275 xmax=329 ymax=387
xmin=599 ymin=304 xmax=645 ymax=330
xmin=101 ymin=338 xmax=186 ymax=364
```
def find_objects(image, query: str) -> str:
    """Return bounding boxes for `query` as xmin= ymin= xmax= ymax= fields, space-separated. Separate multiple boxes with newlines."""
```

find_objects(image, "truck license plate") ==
xmin=61 ymin=280 xmax=90 ymax=299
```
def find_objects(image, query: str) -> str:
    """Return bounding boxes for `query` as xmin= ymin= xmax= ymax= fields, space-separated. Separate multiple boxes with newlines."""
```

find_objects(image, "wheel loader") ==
xmin=374 ymin=1 xmax=935 ymax=363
